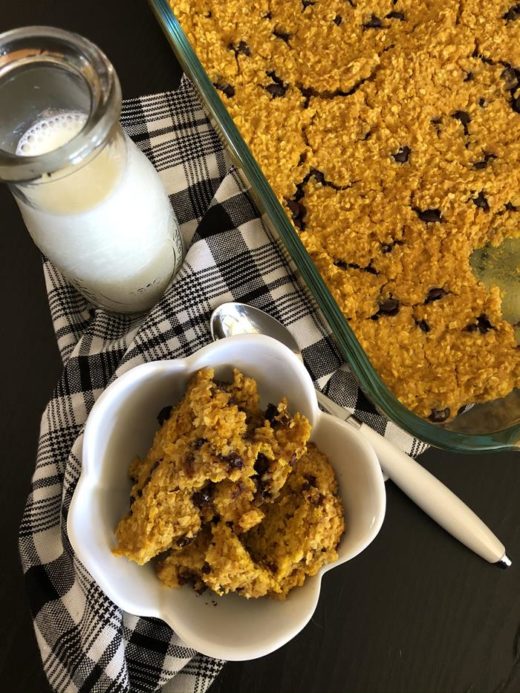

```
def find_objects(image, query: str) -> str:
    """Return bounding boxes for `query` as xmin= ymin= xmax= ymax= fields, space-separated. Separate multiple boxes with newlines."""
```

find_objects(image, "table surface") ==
xmin=2 ymin=3 xmax=520 ymax=692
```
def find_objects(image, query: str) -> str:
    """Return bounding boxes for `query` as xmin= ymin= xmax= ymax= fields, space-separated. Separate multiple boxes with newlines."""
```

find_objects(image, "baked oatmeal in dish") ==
xmin=169 ymin=0 xmax=520 ymax=422
xmin=113 ymin=367 xmax=345 ymax=599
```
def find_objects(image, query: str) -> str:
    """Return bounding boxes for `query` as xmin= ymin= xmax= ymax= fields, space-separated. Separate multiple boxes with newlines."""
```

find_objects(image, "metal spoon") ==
xmin=210 ymin=301 xmax=511 ymax=568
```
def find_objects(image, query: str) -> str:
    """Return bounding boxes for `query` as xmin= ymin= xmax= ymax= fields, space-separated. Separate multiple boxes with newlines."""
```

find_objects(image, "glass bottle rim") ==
xmin=0 ymin=25 xmax=121 ymax=182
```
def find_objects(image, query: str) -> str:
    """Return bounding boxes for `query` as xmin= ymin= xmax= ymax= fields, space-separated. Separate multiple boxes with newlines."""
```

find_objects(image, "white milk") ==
xmin=15 ymin=111 xmax=183 ymax=313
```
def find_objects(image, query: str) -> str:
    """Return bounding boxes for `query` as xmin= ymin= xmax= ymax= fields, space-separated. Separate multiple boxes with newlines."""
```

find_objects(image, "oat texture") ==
xmin=113 ymin=367 xmax=344 ymax=599
xmin=170 ymin=0 xmax=520 ymax=421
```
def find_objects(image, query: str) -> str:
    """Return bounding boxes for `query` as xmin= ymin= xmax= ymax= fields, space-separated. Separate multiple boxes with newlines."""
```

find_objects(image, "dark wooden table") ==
xmin=1 ymin=3 xmax=520 ymax=692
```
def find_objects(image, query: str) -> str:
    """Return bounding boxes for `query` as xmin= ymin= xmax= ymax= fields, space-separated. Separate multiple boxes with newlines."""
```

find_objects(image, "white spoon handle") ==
xmin=315 ymin=390 xmax=510 ymax=567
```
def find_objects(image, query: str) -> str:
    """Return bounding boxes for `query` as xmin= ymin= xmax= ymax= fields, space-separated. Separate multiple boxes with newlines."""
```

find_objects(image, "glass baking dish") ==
xmin=149 ymin=0 xmax=520 ymax=453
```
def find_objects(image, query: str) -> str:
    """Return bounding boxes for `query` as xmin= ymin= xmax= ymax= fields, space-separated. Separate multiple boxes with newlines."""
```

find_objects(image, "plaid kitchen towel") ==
xmin=19 ymin=75 xmax=428 ymax=693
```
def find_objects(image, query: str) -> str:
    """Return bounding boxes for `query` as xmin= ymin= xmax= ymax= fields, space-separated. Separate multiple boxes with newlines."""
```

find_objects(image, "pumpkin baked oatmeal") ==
xmin=169 ymin=0 xmax=520 ymax=422
xmin=113 ymin=367 xmax=345 ymax=599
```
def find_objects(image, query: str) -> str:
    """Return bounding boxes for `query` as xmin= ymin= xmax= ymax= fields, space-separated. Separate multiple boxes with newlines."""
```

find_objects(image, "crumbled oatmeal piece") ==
xmin=114 ymin=368 xmax=344 ymax=599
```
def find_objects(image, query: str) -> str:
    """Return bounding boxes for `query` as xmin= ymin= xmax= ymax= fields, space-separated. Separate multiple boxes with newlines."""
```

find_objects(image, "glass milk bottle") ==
xmin=0 ymin=26 xmax=184 ymax=313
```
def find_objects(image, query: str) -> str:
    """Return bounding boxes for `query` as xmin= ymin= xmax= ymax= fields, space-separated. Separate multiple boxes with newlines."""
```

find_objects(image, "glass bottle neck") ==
xmin=0 ymin=26 xmax=121 ymax=183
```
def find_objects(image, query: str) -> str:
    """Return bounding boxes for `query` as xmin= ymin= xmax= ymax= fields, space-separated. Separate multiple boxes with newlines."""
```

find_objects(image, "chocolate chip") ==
xmin=214 ymin=81 xmax=235 ymax=98
xmin=364 ymin=263 xmax=379 ymax=275
xmin=193 ymin=437 xmax=206 ymax=449
xmin=501 ymin=65 xmax=520 ymax=90
xmin=263 ymin=11 xmax=272 ymax=19
xmin=386 ymin=10 xmax=405 ymax=19
xmin=416 ymin=319 xmax=431 ymax=333
xmin=378 ymin=298 xmax=400 ymax=316
xmin=176 ymin=536 xmax=193 ymax=548
xmin=429 ymin=408 xmax=450 ymax=423
xmin=304 ymin=474 xmax=317 ymax=487
xmin=478 ymin=97 xmax=486 ymax=107
xmin=298 ymin=151 xmax=307 ymax=165
xmin=392 ymin=145 xmax=411 ymax=163
xmin=363 ymin=13 xmax=383 ymax=29
xmin=465 ymin=314 xmax=494 ymax=333
xmin=512 ymin=95 xmax=520 ymax=114
xmin=266 ymin=82 xmax=287 ymax=97
xmin=503 ymin=4 xmax=520 ymax=20
xmin=478 ymin=315 xmax=494 ymax=333
xmin=302 ymin=0 xmax=315 ymax=7
xmin=254 ymin=452 xmax=270 ymax=477
xmin=473 ymin=191 xmax=490 ymax=212
xmin=473 ymin=151 xmax=496 ymax=170
xmin=463 ymin=71 xmax=474 ymax=82
xmin=265 ymin=71 xmax=288 ymax=98
xmin=425 ymin=287 xmax=447 ymax=303
xmin=505 ymin=201 xmax=518 ymax=211
xmin=223 ymin=452 xmax=244 ymax=470
xmin=192 ymin=484 xmax=214 ymax=508
xmin=362 ymin=130 xmax=372 ymax=140
xmin=452 ymin=110 xmax=471 ymax=136
xmin=201 ymin=562 xmax=211 ymax=574
xmin=273 ymin=28 xmax=291 ymax=43
xmin=286 ymin=198 xmax=306 ymax=229
xmin=414 ymin=208 xmax=442 ymax=223
xmin=264 ymin=402 xmax=289 ymax=426
xmin=157 ymin=405 xmax=172 ymax=425
xmin=333 ymin=14 xmax=343 ymax=25
xmin=430 ymin=117 xmax=442 ymax=135
xmin=229 ymin=40 xmax=251 ymax=57
xmin=334 ymin=259 xmax=349 ymax=269
xmin=381 ymin=240 xmax=403 ymax=253
xmin=265 ymin=403 xmax=278 ymax=424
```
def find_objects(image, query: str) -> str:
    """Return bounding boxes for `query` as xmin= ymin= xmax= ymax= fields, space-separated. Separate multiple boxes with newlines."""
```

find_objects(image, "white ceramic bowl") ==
xmin=68 ymin=334 xmax=386 ymax=661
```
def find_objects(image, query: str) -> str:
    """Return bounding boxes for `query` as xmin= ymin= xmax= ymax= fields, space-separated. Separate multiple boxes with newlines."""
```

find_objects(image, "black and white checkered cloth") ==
xmin=19 ymin=76 xmax=428 ymax=693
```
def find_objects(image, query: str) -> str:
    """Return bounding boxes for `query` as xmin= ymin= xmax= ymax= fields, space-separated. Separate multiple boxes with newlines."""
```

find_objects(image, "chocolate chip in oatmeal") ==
xmin=254 ymin=452 xmax=271 ymax=477
xmin=465 ymin=314 xmax=494 ymax=333
xmin=463 ymin=71 xmax=474 ymax=82
xmin=473 ymin=191 xmax=490 ymax=212
xmin=414 ymin=207 xmax=442 ymax=223
xmin=392 ymin=145 xmax=411 ymax=163
xmin=265 ymin=71 xmax=288 ymax=98
xmin=416 ymin=319 xmax=431 ymax=333
xmin=273 ymin=28 xmax=291 ymax=44
xmin=503 ymin=4 xmax=520 ymax=21
xmin=302 ymin=0 xmax=315 ymax=8
xmin=381 ymin=240 xmax=403 ymax=253
xmin=363 ymin=13 xmax=384 ymax=29
xmin=286 ymin=197 xmax=306 ymax=229
xmin=429 ymin=407 xmax=450 ymax=423
xmin=333 ymin=14 xmax=342 ymax=25
xmin=451 ymin=110 xmax=471 ymax=135
xmin=157 ymin=405 xmax=173 ymax=426
xmin=473 ymin=151 xmax=496 ymax=170
xmin=228 ymin=40 xmax=251 ymax=56
xmin=223 ymin=452 xmax=244 ymax=470
xmin=214 ymin=81 xmax=235 ymax=98
xmin=425 ymin=287 xmax=447 ymax=303
xmin=372 ymin=298 xmax=400 ymax=319
xmin=192 ymin=483 xmax=215 ymax=508
xmin=386 ymin=10 xmax=406 ymax=20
